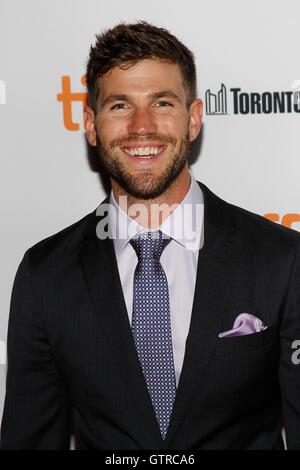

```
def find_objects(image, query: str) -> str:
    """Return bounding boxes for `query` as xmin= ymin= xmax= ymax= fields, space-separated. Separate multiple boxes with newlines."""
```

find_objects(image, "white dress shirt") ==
xmin=108 ymin=169 xmax=204 ymax=387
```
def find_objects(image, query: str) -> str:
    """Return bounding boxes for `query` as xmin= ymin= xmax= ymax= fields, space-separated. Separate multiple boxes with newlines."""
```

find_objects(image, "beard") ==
xmin=95 ymin=132 xmax=191 ymax=200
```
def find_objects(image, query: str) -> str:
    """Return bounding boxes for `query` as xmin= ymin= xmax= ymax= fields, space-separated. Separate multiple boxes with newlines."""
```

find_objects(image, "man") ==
xmin=1 ymin=21 xmax=300 ymax=450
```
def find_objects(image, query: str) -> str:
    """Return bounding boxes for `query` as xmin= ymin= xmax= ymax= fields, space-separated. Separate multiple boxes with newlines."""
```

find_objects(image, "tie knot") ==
xmin=130 ymin=230 xmax=171 ymax=261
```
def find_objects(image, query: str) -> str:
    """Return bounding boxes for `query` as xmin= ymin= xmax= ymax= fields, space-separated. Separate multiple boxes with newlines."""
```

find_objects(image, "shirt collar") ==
xmin=109 ymin=169 xmax=204 ymax=256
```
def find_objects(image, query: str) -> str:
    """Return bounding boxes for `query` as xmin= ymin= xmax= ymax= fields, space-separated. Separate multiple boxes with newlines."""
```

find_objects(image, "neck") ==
xmin=112 ymin=164 xmax=191 ymax=229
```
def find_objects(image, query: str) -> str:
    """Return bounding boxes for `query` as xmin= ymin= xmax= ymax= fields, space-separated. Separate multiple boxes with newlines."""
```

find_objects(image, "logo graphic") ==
xmin=205 ymin=82 xmax=300 ymax=115
xmin=205 ymin=83 xmax=227 ymax=115
xmin=57 ymin=75 xmax=88 ymax=131
xmin=0 ymin=80 xmax=6 ymax=104
xmin=264 ymin=213 xmax=300 ymax=230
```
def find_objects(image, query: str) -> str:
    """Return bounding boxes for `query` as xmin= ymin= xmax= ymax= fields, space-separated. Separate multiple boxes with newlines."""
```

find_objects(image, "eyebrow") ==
xmin=100 ymin=90 xmax=182 ymax=108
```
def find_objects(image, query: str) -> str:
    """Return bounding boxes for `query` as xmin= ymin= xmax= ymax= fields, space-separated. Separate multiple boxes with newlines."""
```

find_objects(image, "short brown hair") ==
xmin=86 ymin=21 xmax=197 ymax=113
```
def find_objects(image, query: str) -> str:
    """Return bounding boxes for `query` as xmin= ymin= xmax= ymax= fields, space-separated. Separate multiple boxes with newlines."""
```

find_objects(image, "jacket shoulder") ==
xmin=199 ymin=181 xmax=300 ymax=246
xmin=24 ymin=208 xmax=98 ymax=269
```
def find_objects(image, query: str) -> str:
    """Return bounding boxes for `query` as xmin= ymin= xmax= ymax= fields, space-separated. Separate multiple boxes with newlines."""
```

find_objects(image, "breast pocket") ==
xmin=213 ymin=326 xmax=278 ymax=357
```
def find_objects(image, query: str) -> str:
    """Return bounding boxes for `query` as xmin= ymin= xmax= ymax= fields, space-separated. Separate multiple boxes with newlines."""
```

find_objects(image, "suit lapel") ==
xmin=161 ymin=182 xmax=241 ymax=449
xmin=79 ymin=203 xmax=163 ymax=447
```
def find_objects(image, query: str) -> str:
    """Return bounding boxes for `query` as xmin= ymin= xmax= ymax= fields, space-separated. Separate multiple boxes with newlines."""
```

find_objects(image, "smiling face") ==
xmin=85 ymin=59 xmax=202 ymax=201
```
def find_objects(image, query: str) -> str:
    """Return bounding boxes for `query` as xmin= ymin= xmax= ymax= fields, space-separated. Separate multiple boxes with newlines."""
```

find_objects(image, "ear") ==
xmin=84 ymin=105 xmax=97 ymax=146
xmin=188 ymin=99 xmax=203 ymax=142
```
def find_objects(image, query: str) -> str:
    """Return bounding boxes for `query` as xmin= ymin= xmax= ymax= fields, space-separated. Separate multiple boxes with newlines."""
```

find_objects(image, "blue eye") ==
xmin=111 ymin=103 xmax=127 ymax=110
xmin=157 ymin=101 xmax=172 ymax=107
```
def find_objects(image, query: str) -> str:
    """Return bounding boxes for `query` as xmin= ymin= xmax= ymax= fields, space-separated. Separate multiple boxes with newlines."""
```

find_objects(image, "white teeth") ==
xmin=123 ymin=146 xmax=162 ymax=156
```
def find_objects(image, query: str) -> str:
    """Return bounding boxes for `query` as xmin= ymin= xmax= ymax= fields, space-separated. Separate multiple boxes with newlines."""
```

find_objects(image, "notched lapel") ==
xmin=161 ymin=183 xmax=241 ymax=449
xmin=78 ymin=210 xmax=163 ymax=447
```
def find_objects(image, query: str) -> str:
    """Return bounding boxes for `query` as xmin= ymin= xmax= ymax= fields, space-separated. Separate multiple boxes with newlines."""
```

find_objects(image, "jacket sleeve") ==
xmin=0 ymin=251 xmax=71 ymax=449
xmin=279 ymin=238 xmax=300 ymax=450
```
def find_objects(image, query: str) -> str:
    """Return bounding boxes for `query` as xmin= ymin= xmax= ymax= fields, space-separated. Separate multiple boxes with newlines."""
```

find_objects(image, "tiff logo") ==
xmin=57 ymin=75 xmax=88 ymax=131
xmin=0 ymin=340 xmax=7 ymax=365
xmin=0 ymin=80 xmax=6 ymax=104
xmin=205 ymin=83 xmax=227 ymax=115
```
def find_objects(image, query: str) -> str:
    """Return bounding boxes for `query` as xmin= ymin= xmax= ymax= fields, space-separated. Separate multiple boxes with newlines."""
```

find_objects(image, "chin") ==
xmin=123 ymin=175 xmax=172 ymax=200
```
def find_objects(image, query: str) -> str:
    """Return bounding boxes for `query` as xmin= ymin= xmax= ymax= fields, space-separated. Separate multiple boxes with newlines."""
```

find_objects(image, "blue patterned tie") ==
xmin=130 ymin=230 xmax=176 ymax=439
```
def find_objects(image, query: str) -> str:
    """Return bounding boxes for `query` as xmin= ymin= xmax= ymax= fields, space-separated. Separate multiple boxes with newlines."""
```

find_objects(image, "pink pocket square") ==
xmin=218 ymin=313 xmax=267 ymax=338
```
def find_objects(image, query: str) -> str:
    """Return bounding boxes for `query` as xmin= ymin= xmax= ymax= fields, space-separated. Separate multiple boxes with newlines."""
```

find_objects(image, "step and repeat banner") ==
xmin=1 ymin=0 xmax=300 ymax=425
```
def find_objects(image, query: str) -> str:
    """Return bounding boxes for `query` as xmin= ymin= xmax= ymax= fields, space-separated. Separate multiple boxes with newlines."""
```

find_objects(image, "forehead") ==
xmin=97 ymin=59 xmax=186 ymax=100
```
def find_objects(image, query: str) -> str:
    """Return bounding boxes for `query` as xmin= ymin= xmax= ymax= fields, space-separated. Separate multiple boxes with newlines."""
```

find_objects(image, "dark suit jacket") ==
xmin=1 ymin=181 xmax=300 ymax=450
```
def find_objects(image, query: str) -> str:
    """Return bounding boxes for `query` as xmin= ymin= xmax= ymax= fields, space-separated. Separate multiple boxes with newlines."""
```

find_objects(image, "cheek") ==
xmin=160 ymin=119 xmax=187 ymax=140
xmin=157 ymin=110 xmax=188 ymax=132
xmin=96 ymin=118 xmax=125 ymax=143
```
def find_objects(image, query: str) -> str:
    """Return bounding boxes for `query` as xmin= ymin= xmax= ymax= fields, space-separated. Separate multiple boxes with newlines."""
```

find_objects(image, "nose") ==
xmin=127 ymin=106 xmax=157 ymax=135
